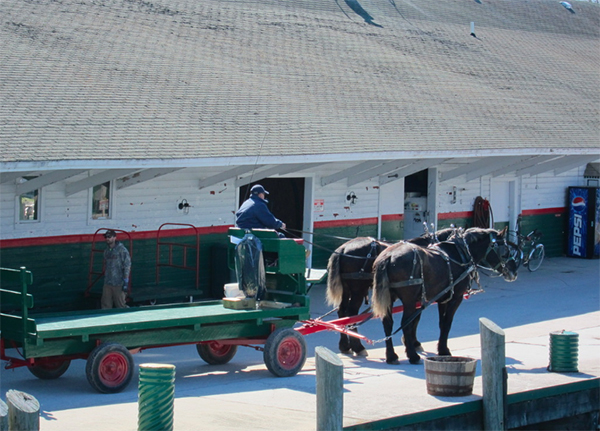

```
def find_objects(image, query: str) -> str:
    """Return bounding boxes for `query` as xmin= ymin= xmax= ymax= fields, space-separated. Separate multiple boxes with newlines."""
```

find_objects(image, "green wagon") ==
xmin=1 ymin=229 xmax=325 ymax=393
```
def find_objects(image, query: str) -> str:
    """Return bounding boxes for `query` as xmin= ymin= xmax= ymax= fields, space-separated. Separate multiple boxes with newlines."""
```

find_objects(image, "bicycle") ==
xmin=508 ymin=219 xmax=545 ymax=272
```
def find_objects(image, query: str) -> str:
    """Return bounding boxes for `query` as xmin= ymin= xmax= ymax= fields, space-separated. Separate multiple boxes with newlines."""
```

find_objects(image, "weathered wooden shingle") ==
xmin=1 ymin=0 xmax=598 ymax=166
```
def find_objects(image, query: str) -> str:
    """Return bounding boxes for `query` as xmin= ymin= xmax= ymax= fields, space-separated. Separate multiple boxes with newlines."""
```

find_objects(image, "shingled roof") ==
xmin=1 ymin=0 xmax=599 ymax=170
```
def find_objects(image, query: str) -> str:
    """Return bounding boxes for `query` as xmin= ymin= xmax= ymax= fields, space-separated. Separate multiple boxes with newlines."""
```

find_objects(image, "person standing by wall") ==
xmin=101 ymin=230 xmax=131 ymax=309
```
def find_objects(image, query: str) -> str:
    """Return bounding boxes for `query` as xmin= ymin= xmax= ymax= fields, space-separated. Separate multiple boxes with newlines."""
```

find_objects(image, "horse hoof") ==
xmin=339 ymin=348 xmax=352 ymax=355
xmin=386 ymin=353 xmax=399 ymax=364
xmin=408 ymin=356 xmax=422 ymax=365
xmin=354 ymin=349 xmax=368 ymax=357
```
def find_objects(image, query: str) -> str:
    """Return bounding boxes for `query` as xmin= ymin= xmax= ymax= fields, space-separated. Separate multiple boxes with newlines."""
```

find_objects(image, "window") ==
xmin=92 ymin=181 xmax=111 ymax=220
xmin=18 ymin=176 xmax=40 ymax=222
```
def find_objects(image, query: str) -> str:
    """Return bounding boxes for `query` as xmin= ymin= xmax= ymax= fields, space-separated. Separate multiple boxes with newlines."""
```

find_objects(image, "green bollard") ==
xmin=138 ymin=363 xmax=176 ymax=431
xmin=548 ymin=331 xmax=579 ymax=373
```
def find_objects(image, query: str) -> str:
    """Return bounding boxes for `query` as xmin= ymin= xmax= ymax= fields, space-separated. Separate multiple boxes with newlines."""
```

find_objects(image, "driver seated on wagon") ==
xmin=235 ymin=184 xmax=286 ymax=238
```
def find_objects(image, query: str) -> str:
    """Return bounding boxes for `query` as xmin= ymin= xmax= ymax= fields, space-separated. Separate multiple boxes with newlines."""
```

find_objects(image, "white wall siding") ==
xmin=436 ymin=173 xmax=484 ymax=215
xmin=312 ymin=178 xmax=382 ymax=223
xmin=521 ymin=168 xmax=583 ymax=211
xmin=0 ymin=163 xmax=593 ymax=241
xmin=0 ymin=169 xmax=239 ymax=240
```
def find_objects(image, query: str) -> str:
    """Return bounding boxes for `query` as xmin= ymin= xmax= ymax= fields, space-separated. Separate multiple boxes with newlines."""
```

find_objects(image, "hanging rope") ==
xmin=473 ymin=196 xmax=494 ymax=228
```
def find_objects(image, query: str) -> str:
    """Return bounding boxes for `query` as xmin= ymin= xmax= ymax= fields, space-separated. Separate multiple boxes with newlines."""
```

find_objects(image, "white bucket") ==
xmin=224 ymin=283 xmax=243 ymax=298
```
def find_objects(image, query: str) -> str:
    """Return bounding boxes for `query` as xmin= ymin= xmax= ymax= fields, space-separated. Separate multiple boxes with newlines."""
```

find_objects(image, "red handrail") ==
xmin=155 ymin=223 xmax=200 ymax=290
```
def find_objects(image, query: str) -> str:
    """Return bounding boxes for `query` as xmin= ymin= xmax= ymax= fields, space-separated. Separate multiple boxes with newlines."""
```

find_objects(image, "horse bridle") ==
xmin=477 ymin=232 xmax=512 ymax=275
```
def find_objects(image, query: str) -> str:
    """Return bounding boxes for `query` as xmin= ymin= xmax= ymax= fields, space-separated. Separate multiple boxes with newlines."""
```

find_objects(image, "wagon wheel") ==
xmin=196 ymin=342 xmax=238 ymax=365
xmin=263 ymin=328 xmax=306 ymax=377
xmin=86 ymin=342 xmax=134 ymax=393
xmin=28 ymin=357 xmax=71 ymax=380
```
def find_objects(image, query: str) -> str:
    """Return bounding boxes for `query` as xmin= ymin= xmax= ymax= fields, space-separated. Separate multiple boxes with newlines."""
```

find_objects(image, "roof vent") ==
xmin=560 ymin=2 xmax=575 ymax=13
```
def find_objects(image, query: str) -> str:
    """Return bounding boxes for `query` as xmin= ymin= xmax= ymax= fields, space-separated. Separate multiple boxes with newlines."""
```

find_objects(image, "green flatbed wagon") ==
xmin=1 ymin=229 xmax=326 ymax=393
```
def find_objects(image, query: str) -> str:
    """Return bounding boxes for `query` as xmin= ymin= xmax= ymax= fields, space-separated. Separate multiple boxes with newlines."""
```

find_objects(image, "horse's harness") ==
xmin=340 ymin=239 xmax=386 ymax=281
xmin=388 ymin=234 xmax=475 ymax=306
xmin=370 ymin=231 xmax=511 ymax=343
xmin=477 ymin=234 xmax=511 ymax=274
xmin=389 ymin=231 xmax=510 ymax=304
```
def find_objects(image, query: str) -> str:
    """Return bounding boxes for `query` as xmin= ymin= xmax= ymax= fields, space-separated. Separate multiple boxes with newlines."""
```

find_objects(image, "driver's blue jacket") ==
xmin=235 ymin=195 xmax=283 ymax=230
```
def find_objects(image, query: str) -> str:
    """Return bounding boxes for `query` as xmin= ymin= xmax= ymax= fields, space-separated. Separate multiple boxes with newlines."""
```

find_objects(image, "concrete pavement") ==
xmin=1 ymin=256 xmax=598 ymax=430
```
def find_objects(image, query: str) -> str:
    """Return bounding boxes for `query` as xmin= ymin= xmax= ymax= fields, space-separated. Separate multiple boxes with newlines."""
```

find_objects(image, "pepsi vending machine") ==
xmin=567 ymin=186 xmax=599 ymax=258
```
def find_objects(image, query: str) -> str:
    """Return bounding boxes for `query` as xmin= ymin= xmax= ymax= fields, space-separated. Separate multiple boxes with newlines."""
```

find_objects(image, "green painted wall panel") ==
xmin=1 ymin=233 xmax=230 ymax=313
xmin=520 ymin=211 xmax=566 ymax=258
xmin=381 ymin=220 xmax=403 ymax=242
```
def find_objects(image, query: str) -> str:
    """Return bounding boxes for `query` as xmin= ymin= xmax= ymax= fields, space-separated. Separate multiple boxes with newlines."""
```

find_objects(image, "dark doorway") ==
xmin=405 ymin=170 xmax=428 ymax=196
xmin=403 ymin=169 xmax=429 ymax=239
xmin=239 ymin=178 xmax=305 ymax=232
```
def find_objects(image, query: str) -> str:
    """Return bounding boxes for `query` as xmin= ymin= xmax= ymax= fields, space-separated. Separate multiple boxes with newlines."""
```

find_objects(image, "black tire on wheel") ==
xmin=263 ymin=328 xmax=306 ymax=377
xmin=196 ymin=342 xmax=238 ymax=365
xmin=86 ymin=342 xmax=134 ymax=394
xmin=507 ymin=241 xmax=523 ymax=270
xmin=527 ymin=244 xmax=545 ymax=272
xmin=28 ymin=358 xmax=71 ymax=380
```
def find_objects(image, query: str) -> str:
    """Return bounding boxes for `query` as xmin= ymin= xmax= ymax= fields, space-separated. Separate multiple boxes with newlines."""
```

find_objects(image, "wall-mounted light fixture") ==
xmin=346 ymin=191 xmax=358 ymax=205
xmin=178 ymin=199 xmax=191 ymax=214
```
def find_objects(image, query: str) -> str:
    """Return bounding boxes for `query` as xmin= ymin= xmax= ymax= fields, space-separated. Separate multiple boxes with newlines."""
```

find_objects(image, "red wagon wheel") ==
xmin=196 ymin=341 xmax=238 ymax=365
xmin=28 ymin=357 xmax=71 ymax=380
xmin=86 ymin=342 xmax=134 ymax=393
xmin=263 ymin=328 xmax=306 ymax=377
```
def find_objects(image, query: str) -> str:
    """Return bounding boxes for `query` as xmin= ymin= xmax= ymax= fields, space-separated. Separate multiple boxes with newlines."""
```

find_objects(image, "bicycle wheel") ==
xmin=527 ymin=244 xmax=544 ymax=272
xmin=507 ymin=241 xmax=523 ymax=270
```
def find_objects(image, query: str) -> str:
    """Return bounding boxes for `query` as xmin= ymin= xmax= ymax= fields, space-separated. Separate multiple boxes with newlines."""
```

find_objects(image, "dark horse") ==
xmin=326 ymin=228 xmax=455 ymax=356
xmin=371 ymin=227 xmax=518 ymax=364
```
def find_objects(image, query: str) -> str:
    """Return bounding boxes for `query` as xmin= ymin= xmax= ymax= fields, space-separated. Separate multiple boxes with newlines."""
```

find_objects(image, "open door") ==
xmin=238 ymin=178 xmax=305 ymax=234
xmin=403 ymin=170 xmax=429 ymax=239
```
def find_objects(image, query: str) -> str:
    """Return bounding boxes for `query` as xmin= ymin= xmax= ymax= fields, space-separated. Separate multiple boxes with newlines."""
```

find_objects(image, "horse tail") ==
xmin=326 ymin=250 xmax=343 ymax=306
xmin=372 ymin=256 xmax=392 ymax=318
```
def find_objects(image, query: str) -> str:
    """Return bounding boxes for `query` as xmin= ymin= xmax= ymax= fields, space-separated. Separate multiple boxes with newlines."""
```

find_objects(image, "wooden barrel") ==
xmin=424 ymin=356 xmax=477 ymax=397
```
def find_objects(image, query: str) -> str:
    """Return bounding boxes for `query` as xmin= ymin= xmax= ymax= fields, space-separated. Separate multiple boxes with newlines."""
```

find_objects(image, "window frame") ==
xmin=90 ymin=180 xmax=114 ymax=221
xmin=16 ymin=176 xmax=41 ymax=224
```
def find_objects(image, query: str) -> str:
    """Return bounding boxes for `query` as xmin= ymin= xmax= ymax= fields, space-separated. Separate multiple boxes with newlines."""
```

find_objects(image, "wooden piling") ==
xmin=479 ymin=318 xmax=507 ymax=431
xmin=315 ymin=346 xmax=343 ymax=431
xmin=6 ymin=390 xmax=39 ymax=431
xmin=0 ymin=398 xmax=8 ymax=431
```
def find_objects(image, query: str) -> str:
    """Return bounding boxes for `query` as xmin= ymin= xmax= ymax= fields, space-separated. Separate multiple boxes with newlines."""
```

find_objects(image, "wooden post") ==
xmin=479 ymin=318 xmax=506 ymax=431
xmin=0 ymin=398 xmax=8 ymax=431
xmin=6 ymin=390 xmax=39 ymax=431
xmin=315 ymin=346 xmax=343 ymax=431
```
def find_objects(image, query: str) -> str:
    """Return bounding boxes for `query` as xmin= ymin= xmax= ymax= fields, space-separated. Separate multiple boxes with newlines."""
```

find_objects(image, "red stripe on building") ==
xmin=521 ymin=207 xmax=565 ymax=216
xmin=0 ymin=225 xmax=232 ymax=249
xmin=438 ymin=211 xmax=473 ymax=220
xmin=314 ymin=217 xmax=378 ymax=229
xmin=382 ymin=214 xmax=403 ymax=221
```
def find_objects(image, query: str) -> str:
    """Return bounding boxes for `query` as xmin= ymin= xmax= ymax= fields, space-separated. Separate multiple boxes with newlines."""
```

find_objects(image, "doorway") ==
xmin=238 ymin=178 xmax=305 ymax=233
xmin=403 ymin=170 xmax=429 ymax=239
xmin=490 ymin=180 xmax=517 ymax=235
